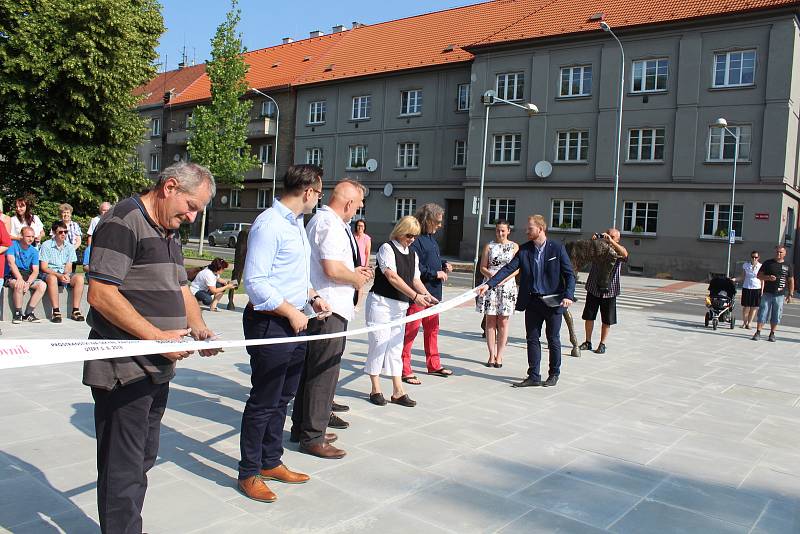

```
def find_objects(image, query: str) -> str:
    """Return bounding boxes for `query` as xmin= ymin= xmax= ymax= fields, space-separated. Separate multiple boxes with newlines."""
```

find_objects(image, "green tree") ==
xmin=187 ymin=0 xmax=256 ymax=188
xmin=0 ymin=0 xmax=163 ymax=212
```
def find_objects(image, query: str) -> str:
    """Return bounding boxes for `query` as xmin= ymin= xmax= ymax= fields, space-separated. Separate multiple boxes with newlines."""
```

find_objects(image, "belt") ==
xmin=245 ymin=302 xmax=302 ymax=317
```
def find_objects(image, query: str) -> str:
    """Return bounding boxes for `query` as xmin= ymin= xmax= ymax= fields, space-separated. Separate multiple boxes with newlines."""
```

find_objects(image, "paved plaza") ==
xmin=1 ymin=278 xmax=799 ymax=533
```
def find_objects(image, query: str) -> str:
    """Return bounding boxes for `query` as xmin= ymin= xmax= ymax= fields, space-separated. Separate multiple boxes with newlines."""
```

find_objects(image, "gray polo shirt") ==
xmin=82 ymin=196 xmax=188 ymax=390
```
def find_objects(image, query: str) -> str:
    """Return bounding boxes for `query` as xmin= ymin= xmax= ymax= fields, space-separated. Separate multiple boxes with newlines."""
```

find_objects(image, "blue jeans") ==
xmin=757 ymin=292 xmax=785 ymax=325
xmin=524 ymin=298 xmax=564 ymax=382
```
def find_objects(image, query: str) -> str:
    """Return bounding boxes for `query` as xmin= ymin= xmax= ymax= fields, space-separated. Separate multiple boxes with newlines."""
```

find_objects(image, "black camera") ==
xmin=593 ymin=232 xmax=605 ymax=239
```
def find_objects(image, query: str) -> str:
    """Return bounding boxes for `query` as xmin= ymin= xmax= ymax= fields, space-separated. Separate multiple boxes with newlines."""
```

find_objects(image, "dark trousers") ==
xmin=92 ymin=378 xmax=169 ymax=534
xmin=291 ymin=313 xmax=347 ymax=446
xmin=239 ymin=307 xmax=306 ymax=479
xmin=524 ymin=298 xmax=564 ymax=381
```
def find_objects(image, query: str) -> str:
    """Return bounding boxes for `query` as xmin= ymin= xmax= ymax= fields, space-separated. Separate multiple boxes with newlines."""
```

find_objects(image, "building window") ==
xmin=703 ymin=203 xmax=743 ymax=238
xmin=182 ymin=111 xmax=193 ymax=129
xmin=786 ymin=207 xmax=795 ymax=245
xmin=352 ymin=95 xmax=371 ymax=120
xmin=308 ymin=101 xmax=326 ymax=124
xmin=560 ymin=65 xmax=592 ymax=97
xmin=487 ymin=198 xmax=516 ymax=226
xmin=151 ymin=117 xmax=161 ymax=136
xmin=457 ymin=83 xmax=471 ymax=111
xmin=306 ymin=147 xmax=323 ymax=166
xmin=714 ymin=50 xmax=756 ymax=88
xmin=496 ymin=72 xmax=525 ymax=101
xmin=353 ymin=206 xmax=366 ymax=221
xmin=623 ymin=201 xmax=658 ymax=234
xmin=261 ymin=100 xmax=276 ymax=118
xmin=257 ymin=189 xmax=270 ymax=209
xmin=395 ymin=198 xmax=416 ymax=221
xmin=492 ymin=133 xmax=521 ymax=163
xmin=631 ymin=59 xmax=669 ymax=92
xmin=454 ymin=140 xmax=467 ymax=167
xmin=348 ymin=145 xmax=367 ymax=169
xmin=400 ymin=90 xmax=423 ymax=115
xmin=259 ymin=144 xmax=274 ymax=164
xmin=397 ymin=142 xmax=419 ymax=169
xmin=556 ymin=130 xmax=589 ymax=162
xmin=149 ymin=153 xmax=160 ymax=172
xmin=628 ymin=128 xmax=665 ymax=161
xmin=551 ymin=199 xmax=583 ymax=230
xmin=707 ymin=125 xmax=751 ymax=162
xmin=230 ymin=189 xmax=241 ymax=209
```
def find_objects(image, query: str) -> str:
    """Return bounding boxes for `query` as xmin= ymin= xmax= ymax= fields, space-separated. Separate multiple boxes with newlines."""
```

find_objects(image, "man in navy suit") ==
xmin=477 ymin=215 xmax=575 ymax=387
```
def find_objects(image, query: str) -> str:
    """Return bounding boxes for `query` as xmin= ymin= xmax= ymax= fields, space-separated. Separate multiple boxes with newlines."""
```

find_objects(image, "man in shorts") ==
xmin=5 ymin=226 xmax=46 ymax=323
xmin=753 ymin=245 xmax=794 ymax=342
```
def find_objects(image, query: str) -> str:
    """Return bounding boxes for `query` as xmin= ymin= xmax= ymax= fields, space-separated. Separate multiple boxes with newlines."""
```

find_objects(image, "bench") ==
xmin=0 ymin=283 xmax=86 ymax=322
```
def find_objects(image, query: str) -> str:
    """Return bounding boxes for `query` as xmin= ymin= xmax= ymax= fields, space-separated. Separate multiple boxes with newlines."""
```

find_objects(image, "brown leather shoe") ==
xmin=259 ymin=464 xmax=310 ymax=484
xmin=299 ymin=441 xmax=347 ymax=459
xmin=289 ymin=432 xmax=338 ymax=444
xmin=238 ymin=475 xmax=277 ymax=502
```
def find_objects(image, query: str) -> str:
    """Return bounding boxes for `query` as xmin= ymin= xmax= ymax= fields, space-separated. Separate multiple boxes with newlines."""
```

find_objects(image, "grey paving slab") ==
xmin=429 ymin=450 xmax=548 ymax=497
xmin=558 ymin=454 xmax=667 ymax=497
xmin=751 ymin=499 xmax=800 ymax=534
xmin=325 ymin=506 xmax=454 ymax=534
xmin=498 ymin=508 xmax=608 ymax=533
xmin=609 ymin=500 xmax=748 ymax=533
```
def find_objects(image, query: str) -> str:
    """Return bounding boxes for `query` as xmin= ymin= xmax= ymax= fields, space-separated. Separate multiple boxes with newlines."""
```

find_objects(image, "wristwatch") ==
xmin=309 ymin=295 xmax=321 ymax=305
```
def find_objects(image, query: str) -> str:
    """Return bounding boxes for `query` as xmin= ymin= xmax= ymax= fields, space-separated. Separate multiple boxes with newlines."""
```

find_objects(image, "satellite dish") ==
xmin=220 ymin=195 xmax=228 ymax=205
xmin=383 ymin=183 xmax=394 ymax=197
xmin=365 ymin=158 xmax=378 ymax=172
xmin=534 ymin=160 xmax=553 ymax=179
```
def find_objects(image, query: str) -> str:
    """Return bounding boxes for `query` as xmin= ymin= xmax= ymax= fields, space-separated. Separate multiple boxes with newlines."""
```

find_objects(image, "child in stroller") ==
xmin=705 ymin=275 xmax=736 ymax=330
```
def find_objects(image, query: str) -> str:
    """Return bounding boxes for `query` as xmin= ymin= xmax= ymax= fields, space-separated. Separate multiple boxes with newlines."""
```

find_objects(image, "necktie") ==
xmin=346 ymin=225 xmax=361 ymax=305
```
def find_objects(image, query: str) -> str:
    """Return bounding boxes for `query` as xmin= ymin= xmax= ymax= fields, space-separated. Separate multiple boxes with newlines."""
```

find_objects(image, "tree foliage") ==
xmin=187 ymin=0 xmax=256 ymax=187
xmin=0 ymin=0 xmax=163 ymax=213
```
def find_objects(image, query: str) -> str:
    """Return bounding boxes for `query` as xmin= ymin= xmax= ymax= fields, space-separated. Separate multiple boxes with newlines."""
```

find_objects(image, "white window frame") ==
xmin=353 ymin=206 xmax=366 ymax=222
xmin=400 ymin=89 xmax=423 ymax=116
xmin=351 ymin=95 xmax=371 ymax=120
xmin=259 ymin=144 xmax=274 ymax=164
xmin=551 ymin=199 xmax=583 ymax=230
xmin=556 ymin=130 xmax=589 ymax=162
xmin=622 ymin=201 xmax=659 ymax=235
xmin=151 ymin=117 xmax=161 ymax=136
xmin=631 ymin=58 xmax=669 ymax=93
xmin=305 ymin=147 xmax=323 ymax=166
xmin=397 ymin=142 xmax=419 ymax=169
xmin=230 ymin=189 xmax=241 ymax=209
xmin=702 ymin=203 xmax=744 ymax=239
xmin=149 ymin=153 xmax=160 ymax=172
xmin=348 ymin=145 xmax=367 ymax=169
xmin=257 ymin=189 xmax=270 ymax=209
xmin=713 ymin=50 xmax=756 ymax=88
xmin=492 ymin=133 xmax=521 ymax=164
xmin=486 ymin=198 xmax=516 ymax=226
xmin=707 ymin=125 xmax=751 ymax=162
xmin=454 ymin=140 xmax=467 ymax=167
xmin=496 ymin=72 xmax=525 ymax=101
xmin=457 ymin=83 xmax=471 ymax=111
xmin=260 ymin=100 xmax=276 ymax=118
xmin=627 ymin=128 xmax=665 ymax=162
xmin=395 ymin=198 xmax=416 ymax=221
xmin=559 ymin=65 xmax=592 ymax=97
xmin=308 ymin=100 xmax=326 ymax=124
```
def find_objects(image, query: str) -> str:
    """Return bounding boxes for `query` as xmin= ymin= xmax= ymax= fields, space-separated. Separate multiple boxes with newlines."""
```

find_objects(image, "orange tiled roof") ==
xmin=134 ymin=63 xmax=206 ymax=107
xmin=163 ymin=0 xmax=800 ymax=105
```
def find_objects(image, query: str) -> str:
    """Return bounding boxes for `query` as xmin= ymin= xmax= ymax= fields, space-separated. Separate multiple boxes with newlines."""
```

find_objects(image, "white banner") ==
xmin=0 ymin=288 xmax=479 ymax=370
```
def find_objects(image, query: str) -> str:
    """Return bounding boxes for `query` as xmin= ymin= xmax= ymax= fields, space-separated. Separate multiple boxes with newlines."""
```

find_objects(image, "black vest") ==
xmin=371 ymin=241 xmax=416 ymax=302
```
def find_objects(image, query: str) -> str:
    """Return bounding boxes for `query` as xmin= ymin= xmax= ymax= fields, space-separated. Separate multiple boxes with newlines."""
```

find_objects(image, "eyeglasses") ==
xmin=309 ymin=188 xmax=324 ymax=199
xmin=404 ymin=233 xmax=418 ymax=239
xmin=56 ymin=230 xmax=68 ymax=235
xmin=751 ymin=256 xmax=759 ymax=259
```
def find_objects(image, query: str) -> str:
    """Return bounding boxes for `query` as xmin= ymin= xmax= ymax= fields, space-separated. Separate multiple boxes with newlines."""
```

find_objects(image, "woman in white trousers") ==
xmin=365 ymin=216 xmax=436 ymax=407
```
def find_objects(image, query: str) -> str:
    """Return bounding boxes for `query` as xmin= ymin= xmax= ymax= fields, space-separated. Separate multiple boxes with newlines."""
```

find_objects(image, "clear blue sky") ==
xmin=156 ymin=0 xmax=474 ymax=71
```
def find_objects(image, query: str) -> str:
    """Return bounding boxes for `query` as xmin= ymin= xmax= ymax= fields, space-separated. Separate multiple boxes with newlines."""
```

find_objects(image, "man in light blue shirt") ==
xmin=39 ymin=220 xmax=85 ymax=323
xmin=237 ymin=164 xmax=331 ymax=503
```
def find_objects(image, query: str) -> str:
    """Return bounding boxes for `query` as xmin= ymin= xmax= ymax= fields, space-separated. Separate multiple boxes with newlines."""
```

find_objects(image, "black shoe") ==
xmin=752 ymin=331 xmax=761 ymax=341
xmin=369 ymin=393 xmax=387 ymax=406
xmin=12 ymin=311 xmax=23 ymax=324
xmin=512 ymin=377 xmax=543 ymax=388
xmin=331 ymin=401 xmax=349 ymax=412
xmin=23 ymin=312 xmax=42 ymax=323
xmin=579 ymin=341 xmax=592 ymax=351
xmin=484 ymin=360 xmax=494 ymax=367
xmin=543 ymin=375 xmax=559 ymax=387
xmin=768 ymin=332 xmax=776 ymax=342
xmin=594 ymin=343 xmax=606 ymax=354
xmin=494 ymin=362 xmax=502 ymax=368
xmin=328 ymin=413 xmax=349 ymax=429
xmin=390 ymin=394 xmax=417 ymax=407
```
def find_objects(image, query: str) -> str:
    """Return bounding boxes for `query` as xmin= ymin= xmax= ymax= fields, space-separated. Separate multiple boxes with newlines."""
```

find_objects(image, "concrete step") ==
xmin=0 ymin=283 xmax=86 ymax=322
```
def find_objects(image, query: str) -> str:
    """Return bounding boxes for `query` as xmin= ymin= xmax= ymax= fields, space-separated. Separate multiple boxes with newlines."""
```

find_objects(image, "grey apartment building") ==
xmin=293 ymin=3 xmax=800 ymax=279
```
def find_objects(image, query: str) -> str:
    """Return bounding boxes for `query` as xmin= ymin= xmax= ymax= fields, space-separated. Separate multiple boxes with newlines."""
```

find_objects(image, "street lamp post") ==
xmin=473 ymin=90 xmax=539 ymax=280
xmin=249 ymin=88 xmax=280 ymax=204
xmin=600 ymin=21 xmax=625 ymax=229
xmin=716 ymin=117 xmax=740 ymax=278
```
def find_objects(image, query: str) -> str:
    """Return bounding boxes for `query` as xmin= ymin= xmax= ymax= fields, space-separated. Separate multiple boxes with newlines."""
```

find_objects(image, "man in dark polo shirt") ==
xmin=83 ymin=161 xmax=219 ymax=534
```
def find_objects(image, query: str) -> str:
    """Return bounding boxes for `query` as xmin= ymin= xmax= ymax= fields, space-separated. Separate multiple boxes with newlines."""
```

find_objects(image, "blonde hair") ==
xmin=58 ymin=203 xmax=73 ymax=214
xmin=390 ymin=216 xmax=421 ymax=240
xmin=528 ymin=214 xmax=547 ymax=231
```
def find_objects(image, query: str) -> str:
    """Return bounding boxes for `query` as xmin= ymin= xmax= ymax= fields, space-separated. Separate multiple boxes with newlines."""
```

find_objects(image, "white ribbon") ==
xmin=0 ymin=288 xmax=479 ymax=370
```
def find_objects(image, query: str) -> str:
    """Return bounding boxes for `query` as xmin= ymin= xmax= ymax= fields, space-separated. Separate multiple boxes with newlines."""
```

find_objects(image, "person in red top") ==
xmin=0 ymin=221 xmax=10 ymax=335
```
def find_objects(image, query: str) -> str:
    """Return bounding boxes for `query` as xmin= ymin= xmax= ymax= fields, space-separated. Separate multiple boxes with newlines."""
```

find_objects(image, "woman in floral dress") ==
xmin=477 ymin=220 xmax=518 ymax=367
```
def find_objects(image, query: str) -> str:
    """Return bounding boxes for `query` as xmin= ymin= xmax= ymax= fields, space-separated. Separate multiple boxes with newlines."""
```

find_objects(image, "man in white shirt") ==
xmin=87 ymin=202 xmax=112 ymax=247
xmin=291 ymin=180 xmax=372 ymax=459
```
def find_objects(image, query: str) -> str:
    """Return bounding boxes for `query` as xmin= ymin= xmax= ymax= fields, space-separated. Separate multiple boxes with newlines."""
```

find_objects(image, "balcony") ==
xmin=245 ymin=163 xmax=275 ymax=181
xmin=247 ymin=116 xmax=277 ymax=138
xmin=166 ymin=128 xmax=189 ymax=145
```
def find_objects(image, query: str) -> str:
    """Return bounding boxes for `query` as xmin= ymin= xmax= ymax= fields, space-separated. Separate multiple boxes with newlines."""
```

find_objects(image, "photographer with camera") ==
xmin=189 ymin=257 xmax=237 ymax=312
xmin=579 ymin=228 xmax=628 ymax=354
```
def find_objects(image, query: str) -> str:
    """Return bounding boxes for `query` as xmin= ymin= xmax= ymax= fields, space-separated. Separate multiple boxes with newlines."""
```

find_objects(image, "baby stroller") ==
xmin=705 ymin=276 xmax=736 ymax=330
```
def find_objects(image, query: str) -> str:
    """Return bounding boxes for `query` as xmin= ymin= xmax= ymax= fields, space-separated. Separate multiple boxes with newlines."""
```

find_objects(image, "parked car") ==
xmin=207 ymin=222 xmax=251 ymax=248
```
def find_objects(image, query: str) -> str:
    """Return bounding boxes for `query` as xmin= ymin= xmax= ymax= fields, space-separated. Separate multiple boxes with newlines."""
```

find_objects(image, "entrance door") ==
xmin=444 ymin=198 xmax=464 ymax=257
